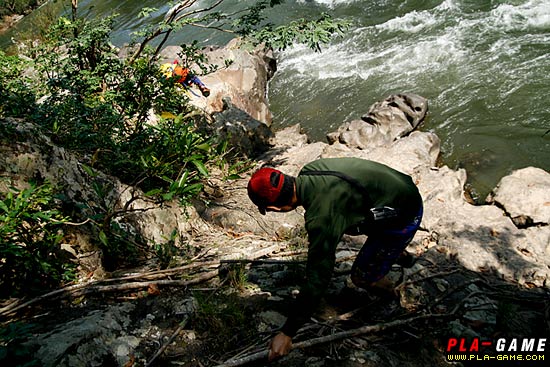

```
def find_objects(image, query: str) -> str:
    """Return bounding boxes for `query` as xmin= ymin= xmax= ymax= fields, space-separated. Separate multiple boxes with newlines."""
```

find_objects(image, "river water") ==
xmin=2 ymin=0 xmax=549 ymax=200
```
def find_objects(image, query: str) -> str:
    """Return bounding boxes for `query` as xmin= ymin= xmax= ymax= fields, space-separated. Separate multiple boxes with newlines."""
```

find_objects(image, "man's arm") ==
xmin=270 ymin=215 xmax=343 ymax=358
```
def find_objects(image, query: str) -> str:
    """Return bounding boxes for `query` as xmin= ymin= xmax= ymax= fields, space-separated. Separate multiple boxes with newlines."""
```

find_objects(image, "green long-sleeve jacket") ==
xmin=280 ymin=157 xmax=422 ymax=337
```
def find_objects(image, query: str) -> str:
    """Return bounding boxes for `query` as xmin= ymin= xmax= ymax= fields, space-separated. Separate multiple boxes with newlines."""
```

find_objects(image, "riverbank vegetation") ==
xmin=0 ymin=0 xmax=43 ymax=18
xmin=0 ymin=0 xmax=348 ymax=298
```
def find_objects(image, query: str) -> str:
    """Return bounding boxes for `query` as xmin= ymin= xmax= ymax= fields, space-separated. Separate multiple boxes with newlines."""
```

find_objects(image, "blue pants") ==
xmin=184 ymin=75 xmax=206 ymax=88
xmin=351 ymin=206 xmax=423 ymax=285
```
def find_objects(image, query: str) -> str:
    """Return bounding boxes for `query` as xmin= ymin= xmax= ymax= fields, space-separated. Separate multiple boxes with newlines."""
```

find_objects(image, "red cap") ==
xmin=247 ymin=167 xmax=285 ymax=215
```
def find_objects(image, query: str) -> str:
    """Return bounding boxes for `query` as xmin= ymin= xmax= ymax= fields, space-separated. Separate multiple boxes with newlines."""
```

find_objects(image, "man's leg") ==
xmin=187 ymin=75 xmax=210 ymax=97
xmin=350 ymin=207 xmax=423 ymax=290
xmin=350 ymin=234 xmax=405 ymax=291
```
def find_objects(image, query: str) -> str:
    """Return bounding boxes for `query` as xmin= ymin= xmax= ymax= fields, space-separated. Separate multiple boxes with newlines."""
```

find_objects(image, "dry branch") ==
xmin=0 ymin=262 xmax=219 ymax=317
xmin=220 ymin=259 xmax=306 ymax=265
xmin=0 ymin=243 xmax=288 ymax=318
xmin=214 ymin=312 xmax=454 ymax=367
xmin=0 ymin=270 xmax=218 ymax=318
xmin=145 ymin=315 xmax=191 ymax=367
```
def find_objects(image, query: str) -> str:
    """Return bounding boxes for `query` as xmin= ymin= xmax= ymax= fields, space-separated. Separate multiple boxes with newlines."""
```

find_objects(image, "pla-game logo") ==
xmin=445 ymin=337 xmax=547 ymax=362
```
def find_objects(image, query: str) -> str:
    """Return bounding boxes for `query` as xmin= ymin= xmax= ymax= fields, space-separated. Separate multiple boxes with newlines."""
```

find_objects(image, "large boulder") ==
xmin=208 ymin=97 xmax=275 ymax=158
xmin=486 ymin=166 xmax=550 ymax=226
xmin=326 ymin=94 xmax=428 ymax=149
xmin=159 ymin=39 xmax=276 ymax=158
xmin=159 ymin=38 xmax=275 ymax=126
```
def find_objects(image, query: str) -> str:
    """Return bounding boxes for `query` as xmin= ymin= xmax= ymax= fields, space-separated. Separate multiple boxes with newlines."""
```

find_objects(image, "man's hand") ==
xmin=268 ymin=332 xmax=292 ymax=361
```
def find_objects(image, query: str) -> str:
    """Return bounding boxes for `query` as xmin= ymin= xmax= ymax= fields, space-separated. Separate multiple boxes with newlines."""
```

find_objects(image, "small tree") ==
xmin=0 ymin=182 xmax=74 ymax=297
xmin=130 ymin=0 xmax=350 ymax=62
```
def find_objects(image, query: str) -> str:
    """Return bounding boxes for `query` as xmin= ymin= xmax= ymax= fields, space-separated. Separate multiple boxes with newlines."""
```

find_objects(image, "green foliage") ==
xmin=0 ymin=0 xmax=40 ymax=17
xmin=31 ymin=15 xmax=175 ymax=152
xmin=249 ymin=12 xmax=351 ymax=52
xmin=192 ymin=292 xmax=253 ymax=346
xmin=153 ymin=229 xmax=195 ymax=269
xmin=133 ymin=0 xmax=348 ymax=61
xmin=3 ymin=11 xmax=220 ymax=274
xmin=0 ymin=0 xmax=349 ymax=290
xmin=0 ymin=50 xmax=36 ymax=117
xmin=223 ymin=158 xmax=256 ymax=181
xmin=225 ymin=263 xmax=248 ymax=291
xmin=26 ymin=14 xmax=210 ymax=203
xmin=0 ymin=181 xmax=76 ymax=297
xmin=178 ymin=40 xmax=217 ymax=75
xmin=112 ymin=113 xmax=213 ymax=202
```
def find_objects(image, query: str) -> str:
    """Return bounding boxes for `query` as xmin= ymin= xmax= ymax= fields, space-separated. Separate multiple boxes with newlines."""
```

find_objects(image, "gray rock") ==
xmin=25 ymin=303 xmax=136 ymax=367
xmin=326 ymin=94 xmax=428 ymax=149
xmin=487 ymin=167 xmax=550 ymax=226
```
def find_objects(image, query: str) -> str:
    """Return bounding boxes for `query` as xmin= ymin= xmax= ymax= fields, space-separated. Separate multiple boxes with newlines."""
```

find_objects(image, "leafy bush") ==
xmin=0 ymin=50 xmax=36 ymax=118
xmin=31 ymin=16 xmax=180 ymax=150
xmin=0 ymin=0 xmax=40 ymax=17
xmin=0 ymin=181 xmax=75 ymax=297
xmin=27 ymin=15 xmax=209 ymax=199
xmin=248 ymin=12 xmax=350 ymax=52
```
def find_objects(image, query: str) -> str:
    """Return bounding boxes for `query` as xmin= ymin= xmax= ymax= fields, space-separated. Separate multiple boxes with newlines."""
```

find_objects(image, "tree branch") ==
xmin=214 ymin=313 xmax=456 ymax=367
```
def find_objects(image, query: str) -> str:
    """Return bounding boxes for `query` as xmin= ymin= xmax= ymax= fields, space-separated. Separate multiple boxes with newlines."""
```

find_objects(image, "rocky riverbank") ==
xmin=0 ymin=40 xmax=548 ymax=366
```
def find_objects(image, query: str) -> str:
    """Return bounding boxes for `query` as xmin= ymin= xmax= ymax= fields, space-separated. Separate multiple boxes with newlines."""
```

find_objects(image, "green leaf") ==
xmin=191 ymin=160 xmax=209 ymax=176
xmin=195 ymin=142 xmax=211 ymax=151
xmin=225 ymin=174 xmax=242 ymax=180
xmin=144 ymin=188 xmax=163 ymax=196
xmin=0 ymin=200 xmax=8 ymax=213
xmin=162 ymin=192 xmax=175 ymax=201
xmin=99 ymin=230 xmax=108 ymax=246
xmin=81 ymin=164 xmax=97 ymax=177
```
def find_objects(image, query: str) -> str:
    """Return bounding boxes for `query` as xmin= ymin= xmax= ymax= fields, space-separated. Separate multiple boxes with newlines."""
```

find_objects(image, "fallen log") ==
xmin=0 ymin=270 xmax=218 ymax=318
xmin=0 ymin=244 xmax=291 ymax=318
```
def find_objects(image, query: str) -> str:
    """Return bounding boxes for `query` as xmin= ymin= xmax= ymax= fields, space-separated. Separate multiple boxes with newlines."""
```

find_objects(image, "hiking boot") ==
xmin=345 ymin=276 xmax=398 ymax=300
xmin=200 ymin=86 xmax=210 ymax=97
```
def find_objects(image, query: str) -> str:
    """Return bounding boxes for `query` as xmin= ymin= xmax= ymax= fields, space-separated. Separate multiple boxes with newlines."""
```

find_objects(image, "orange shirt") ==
xmin=160 ymin=63 xmax=189 ymax=84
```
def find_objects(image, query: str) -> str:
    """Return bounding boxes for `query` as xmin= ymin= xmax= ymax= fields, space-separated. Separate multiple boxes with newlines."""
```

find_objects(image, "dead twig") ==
xmin=0 ymin=262 xmax=219 ymax=317
xmin=220 ymin=259 xmax=306 ymax=265
xmin=145 ymin=314 xmax=191 ymax=367
xmin=220 ymin=254 xmax=358 ymax=267
xmin=272 ymin=249 xmax=308 ymax=257
xmin=396 ymin=268 xmax=461 ymax=291
xmin=69 ymin=271 xmax=219 ymax=298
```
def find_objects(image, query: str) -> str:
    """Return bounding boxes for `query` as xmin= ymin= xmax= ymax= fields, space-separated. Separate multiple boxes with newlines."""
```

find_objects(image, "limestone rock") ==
xmin=487 ymin=166 xmax=550 ymax=226
xmin=160 ymin=38 xmax=275 ymax=126
xmin=326 ymin=94 xmax=428 ymax=150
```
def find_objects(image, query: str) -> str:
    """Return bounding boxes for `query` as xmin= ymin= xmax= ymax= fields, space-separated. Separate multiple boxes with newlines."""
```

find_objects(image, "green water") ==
xmin=266 ymin=0 xmax=550 ymax=200
xmin=2 ymin=0 xmax=549 ymax=200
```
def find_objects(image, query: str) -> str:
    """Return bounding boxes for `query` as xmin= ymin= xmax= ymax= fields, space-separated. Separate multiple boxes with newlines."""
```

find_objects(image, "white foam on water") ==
xmin=436 ymin=0 xmax=461 ymax=11
xmin=295 ymin=0 xmax=362 ymax=8
xmin=375 ymin=9 xmax=439 ymax=33
xmin=279 ymin=0 xmax=550 ymax=84
xmin=277 ymin=19 xmax=467 ymax=82
xmin=489 ymin=0 xmax=550 ymax=31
